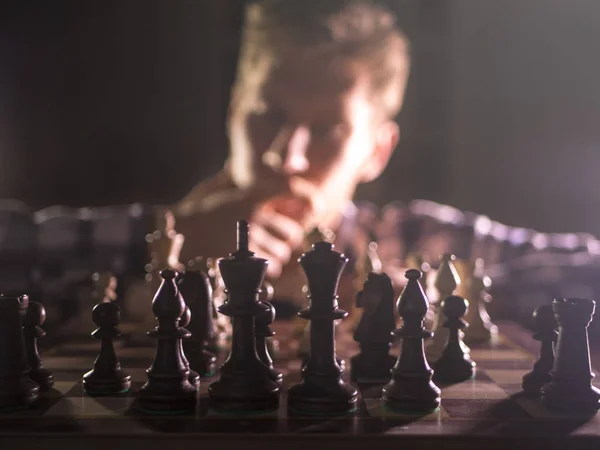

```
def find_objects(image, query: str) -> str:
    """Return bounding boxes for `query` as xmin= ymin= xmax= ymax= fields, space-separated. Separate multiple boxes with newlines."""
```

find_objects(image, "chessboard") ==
xmin=2 ymin=319 xmax=600 ymax=450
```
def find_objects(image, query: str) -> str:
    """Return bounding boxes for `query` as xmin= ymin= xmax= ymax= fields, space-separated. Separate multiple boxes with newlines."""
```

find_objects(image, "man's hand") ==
xmin=170 ymin=172 xmax=324 ymax=279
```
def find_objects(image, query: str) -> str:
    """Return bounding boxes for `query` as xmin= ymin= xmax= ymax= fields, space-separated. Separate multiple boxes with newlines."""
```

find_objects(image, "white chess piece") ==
xmin=426 ymin=254 xmax=461 ymax=362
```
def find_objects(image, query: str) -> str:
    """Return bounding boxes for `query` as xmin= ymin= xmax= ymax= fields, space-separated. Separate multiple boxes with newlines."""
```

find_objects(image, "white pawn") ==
xmin=426 ymin=254 xmax=461 ymax=363
xmin=462 ymin=259 xmax=498 ymax=344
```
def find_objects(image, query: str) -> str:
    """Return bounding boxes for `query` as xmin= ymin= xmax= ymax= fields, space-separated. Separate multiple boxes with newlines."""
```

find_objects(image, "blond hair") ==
xmin=233 ymin=0 xmax=411 ymax=119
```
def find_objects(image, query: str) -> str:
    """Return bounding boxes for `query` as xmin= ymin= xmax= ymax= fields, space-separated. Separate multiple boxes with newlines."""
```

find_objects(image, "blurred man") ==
xmin=0 ymin=1 xmax=598 ymax=326
xmin=170 ymin=0 xmax=410 ymax=304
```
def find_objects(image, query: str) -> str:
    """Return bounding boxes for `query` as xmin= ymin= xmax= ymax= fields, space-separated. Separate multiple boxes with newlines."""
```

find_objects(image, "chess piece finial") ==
xmin=382 ymin=269 xmax=441 ymax=413
xmin=83 ymin=302 xmax=132 ymax=395
xmin=522 ymin=304 xmax=557 ymax=395
xmin=433 ymin=295 xmax=476 ymax=383
xmin=23 ymin=301 xmax=54 ymax=390
xmin=209 ymin=220 xmax=280 ymax=413
xmin=288 ymin=241 xmax=358 ymax=415
xmin=541 ymin=298 xmax=600 ymax=414
xmin=0 ymin=294 xmax=40 ymax=410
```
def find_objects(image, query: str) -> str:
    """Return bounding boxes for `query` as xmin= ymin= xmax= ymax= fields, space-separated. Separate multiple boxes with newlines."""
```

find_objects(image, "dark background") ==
xmin=2 ymin=0 xmax=600 ymax=234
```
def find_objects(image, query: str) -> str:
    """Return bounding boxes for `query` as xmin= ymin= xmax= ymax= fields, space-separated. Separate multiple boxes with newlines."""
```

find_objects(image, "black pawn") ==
xmin=178 ymin=271 xmax=217 ymax=377
xmin=350 ymin=272 xmax=397 ymax=385
xmin=541 ymin=298 xmax=600 ymax=414
xmin=382 ymin=269 xmax=441 ymax=413
xmin=180 ymin=307 xmax=200 ymax=389
xmin=255 ymin=301 xmax=282 ymax=384
xmin=23 ymin=301 xmax=54 ymax=391
xmin=83 ymin=302 xmax=132 ymax=395
xmin=522 ymin=304 xmax=557 ymax=395
xmin=137 ymin=269 xmax=197 ymax=414
xmin=287 ymin=242 xmax=358 ymax=416
xmin=0 ymin=294 xmax=39 ymax=410
xmin=433 ymin=295 xmax=476 ymax=383
xmin=208 ymin=220 xmax=280 ymax=413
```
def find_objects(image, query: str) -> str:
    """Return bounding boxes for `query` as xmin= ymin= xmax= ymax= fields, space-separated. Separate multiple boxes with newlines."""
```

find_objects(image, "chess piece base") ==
xmin=208 ymin=379 xmax=280 ymax=413
xmin=521 ymin=370 xmax=552 ymax=396
xmin=350 ymin=353 xmax=396 ymax=385
xmin=136 ymin=381 xmax=197 ymax=414
xmin=188 ymin=349 xmax=217 ymax=378
xmin=29 ymin=367 xmax=55 ymax=391
xmin=541 ymin=379 xmax=600 ymax=415
xmin=0 ymin=377 xmax=40 ymax=411
xmin=287 ymin=381 xmax=358 ymax=416
xmin=189 ymin=370 xmax=200 ymax=389
xmin=433 ymin=355 xmax=476 ymax=383
xmin=381 ymin=377 xmax=441 ymax=413
xmin=83 ymin=368 xmax=132 ymax=396
xmin=301 ymin=356 xmax=345 ymax=372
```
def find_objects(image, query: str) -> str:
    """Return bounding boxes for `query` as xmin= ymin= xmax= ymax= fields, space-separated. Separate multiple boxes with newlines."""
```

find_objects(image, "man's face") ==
xmin=228 ymin=47 xmax=397 ymax=229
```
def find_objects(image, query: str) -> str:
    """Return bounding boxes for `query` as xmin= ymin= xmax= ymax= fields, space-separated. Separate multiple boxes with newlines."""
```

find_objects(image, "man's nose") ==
xmin=262 ymin=125 xmax=310 ymax=174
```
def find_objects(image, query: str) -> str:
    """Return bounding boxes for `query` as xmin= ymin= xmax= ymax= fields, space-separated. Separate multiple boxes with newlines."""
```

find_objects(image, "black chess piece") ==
xmin=23 ymin=301 xmax=54 ymax=391
xmin=287 ymin=242 xmax=358 ymax=416
xmin=137 ymin=269 xmax=198 ymax=414
xmin=0 ymin=294 xmax=40 ymax=411
xmin=522 ymin=304 xmax=558 ymax=395
xmin=541 ymin=298 xmax=600 ymax=414
xmin=432 ymin=295 xmax=476 ymax=383
xmin=208 ymin=220 xmax=280 ymax=413
xmin=180 ymin=307 xmax=200 ymax=389
xmin=255 ymin=301 xmax=282 ymax=384
xmin=83 ymin=302 xmax=132 ymax=395
xmin=178 ymin=270 xmax=217 ymax=377
xmin=382 ymin=269 xmax=441 ymax=413
xmin=350 ymin=272 xmax=397 ymax=384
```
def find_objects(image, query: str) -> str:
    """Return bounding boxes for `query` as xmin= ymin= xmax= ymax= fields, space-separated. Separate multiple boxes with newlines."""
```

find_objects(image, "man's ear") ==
xmin=359 ymin=120 xmax=400 ymax=183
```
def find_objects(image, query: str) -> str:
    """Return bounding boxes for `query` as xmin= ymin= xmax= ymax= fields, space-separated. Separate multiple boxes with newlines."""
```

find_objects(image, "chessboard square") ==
xmin=485 ymin=369 xmax=529 ymax=385
xmin=441 ymin=381 xmax=508 ymax=400
xmin=44 ymin=356 xmax=95 ymax=371
xmin=470 ymin=348 xmax=532 ymax=361
xmin=442 ymin=398 xmax=529 ymax=419
xmin=45 ymin=396 xmax=135 ymax=417
xmin=53 ymin=380 xmax=78 ymax=395
xmin=363 ymin=397 xmax=449 ymax=420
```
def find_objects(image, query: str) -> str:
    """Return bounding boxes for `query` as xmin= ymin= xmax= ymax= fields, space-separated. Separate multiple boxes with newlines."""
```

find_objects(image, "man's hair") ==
xmin=233 ymin=0 xmax=411 ymax=119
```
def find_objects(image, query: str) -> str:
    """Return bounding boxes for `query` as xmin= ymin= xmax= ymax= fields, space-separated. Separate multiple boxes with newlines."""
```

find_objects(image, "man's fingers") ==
xmin=252 ymin=209 xmax=305 ymax=249
xmin=249 ymin=225 xmax=293 ymax=267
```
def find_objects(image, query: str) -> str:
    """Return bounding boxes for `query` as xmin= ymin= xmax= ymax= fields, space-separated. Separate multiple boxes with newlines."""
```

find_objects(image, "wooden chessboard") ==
xmin=2 ymin=319 xmax=600 ymax=450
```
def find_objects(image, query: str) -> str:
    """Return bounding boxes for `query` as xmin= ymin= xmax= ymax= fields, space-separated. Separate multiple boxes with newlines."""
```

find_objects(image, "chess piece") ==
xmin=178 ymin=270 xmax=217 ymax=377
xmin=83 ymin=302 xmax=132 ymax=395
xmin=0 ymin=294 xmax=40 ymax=410
xmin=287 ymin=242 xmax=358 ymax=416
xmin=180 ymin=307 xmax=200 ymax=389
xmin=462 ymin=259 xmax=498 ymax=344
xmin=208 ymin=221 xmax=280 ymax=413
xmin=541 ymin=298 xmax=600 ymax=414
xmin=23 ymin=301 xmax=54 ymax=391
xmin=433 ymin=296 xmax=476 ymax=383
xmin=350 ymin=241 xmax=383 ymax=332
xmin=427 ymin=254 xmax=461 ymax=362
xmin=382 ymin=269 xmax=441 ymax=413
xmin=255 ymin=301 xmax=283 ymax=384
xmin=522 ymin=305 xmax=557 ymax=395
xmin=350 ymin=272 xmax=397 ymax=384
xmin=137 ymin=270 xmax=197 ymax=414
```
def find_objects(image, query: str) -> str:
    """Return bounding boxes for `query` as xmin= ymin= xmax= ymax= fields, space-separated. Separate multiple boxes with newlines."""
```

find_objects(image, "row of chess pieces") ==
xmin=2 ymin=220 xmax=598 ymax=416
